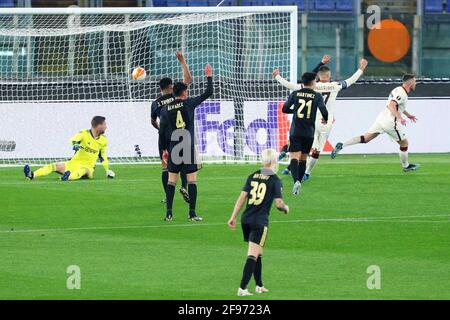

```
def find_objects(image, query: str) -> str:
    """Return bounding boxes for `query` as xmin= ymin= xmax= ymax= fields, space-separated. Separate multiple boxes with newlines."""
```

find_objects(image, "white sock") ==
xmin=343 ymin=136 xmax=362 ymax=147
xmin=400 ymin=150 xmax=409 ymax=168
xmin=305 ymin=157 xmax=318 ymax=175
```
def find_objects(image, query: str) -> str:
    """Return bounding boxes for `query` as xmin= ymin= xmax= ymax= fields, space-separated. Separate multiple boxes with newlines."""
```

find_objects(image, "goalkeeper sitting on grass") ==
xmin=24 ymin=116 xmax=115 ymax=181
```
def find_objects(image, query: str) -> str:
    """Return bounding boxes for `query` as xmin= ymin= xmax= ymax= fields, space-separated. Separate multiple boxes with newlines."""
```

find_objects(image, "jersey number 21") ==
xmin=297 ymin=99 xmax=312 ymax=119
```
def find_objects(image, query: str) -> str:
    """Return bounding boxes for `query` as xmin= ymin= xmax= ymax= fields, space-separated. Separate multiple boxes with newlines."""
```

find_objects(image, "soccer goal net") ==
xmin=0 ymin=6 xmax=297 ymax=166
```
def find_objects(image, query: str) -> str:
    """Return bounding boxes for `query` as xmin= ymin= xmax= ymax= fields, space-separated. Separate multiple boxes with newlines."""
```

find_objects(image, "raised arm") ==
xmin=176 ymin=51 xmax=192 ymax=86
xmin=189 ymin=64 xmax=213 ymax=107
xmin=273 ymin=69 xmax=302 ymax=91
xmin=312 ymin=54 xmax=331 ymax=73
xmin=341 ymin=58 xmax=368 ymax=89
xmin=227 ymin=191 xmax=248 ymax=230
xmin=282 ymin=91 xmax=296 ymax=114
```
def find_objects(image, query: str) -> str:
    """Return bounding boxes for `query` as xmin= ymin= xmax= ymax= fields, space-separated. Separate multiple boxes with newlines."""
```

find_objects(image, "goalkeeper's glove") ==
xmin=72 ymin=142 xmax=81 ymax=152
xmin=106 ymin=169 xmax=115 ymax=179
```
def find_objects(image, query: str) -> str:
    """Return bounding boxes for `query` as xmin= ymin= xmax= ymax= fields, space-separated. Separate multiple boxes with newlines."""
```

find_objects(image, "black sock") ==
xmin=298 ymin=160 xmax=306 ymax=182
xmin=180 ymin=170 xmax=188 ymax=189
xmin=188 ymin=182 xmax=197 ymax=217
xmin=254 ymin=255 xmax=263 ymax=287
xmin=161 ymin=169 xmax=168 ymax=194
xmin=240 ymin=255 xmax=257 ymax=290
xmin=166 ymin=182 xmax=175 ymax=215
xmin=290 ymin=159 xmax=299 ymax=183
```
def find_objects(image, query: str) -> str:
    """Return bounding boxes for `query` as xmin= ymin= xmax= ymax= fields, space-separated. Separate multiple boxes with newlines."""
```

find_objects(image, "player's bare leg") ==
xmin=304 ymin=149 xmax=319 ymax=182
xmin=25 ymin=162 xmax=66 ymax=180
xmin=186 ymin=171 xmax=202 ymax=222
xmin=397 ymin=139 xmax=420 ymax=172
xmin=165 ymin=172 xmax=179 ymax=221
xmin=331 ymin=133 xmax=379 ymax=159
xmin=238 ymin=241 xmax=263 ymax=296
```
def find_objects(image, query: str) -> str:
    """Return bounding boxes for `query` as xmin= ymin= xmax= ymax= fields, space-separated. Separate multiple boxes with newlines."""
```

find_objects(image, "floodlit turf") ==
xmin=0 ymin=154 xmax=449 ymax=300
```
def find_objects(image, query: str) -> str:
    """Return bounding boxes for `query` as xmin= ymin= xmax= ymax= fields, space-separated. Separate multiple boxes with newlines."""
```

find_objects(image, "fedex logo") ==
xmin=193 ymin=100 xmax=332 ymax=158
xmin=244 ymin=101 xmax=290 ymax=155
xmin=195 ymin=101 xmax=289 ymax=157
xmin=195 ymin=101 xmax=235 ymax=156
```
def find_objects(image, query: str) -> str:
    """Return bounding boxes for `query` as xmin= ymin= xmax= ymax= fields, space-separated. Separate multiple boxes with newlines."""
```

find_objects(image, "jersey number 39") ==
xmin=248 ymin=181 xmax=267 ymax=206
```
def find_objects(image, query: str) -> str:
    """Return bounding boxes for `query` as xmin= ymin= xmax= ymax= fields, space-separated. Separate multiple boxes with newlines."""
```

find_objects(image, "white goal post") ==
xmin=0 ymin=6 xmax=297 ymax=166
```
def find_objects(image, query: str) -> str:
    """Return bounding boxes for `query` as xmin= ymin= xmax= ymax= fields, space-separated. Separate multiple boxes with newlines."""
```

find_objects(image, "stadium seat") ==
xmin=336 ymin=0 xmax=353 ymax=11
xmin=297 ymin=0 xmax=305 ymax=11
xmin=166 ymin=0 xmax=188 ymax=6
xmin=152 ymin=0 xmax=167 ymax=6
xmin=188 ymin=0 xmax=209 ymax=5
xmin=424 ymin=0 xmax=443 ymax=12
xmin=0 ymin=0 xmax=14 ymax=7
xmin=208 ymin=0 xmax=237 ymax=5
xmin=274 ymin=1 xmax=297 ymax=5
xmin=314 ymin=0 xmax=335 ymax=11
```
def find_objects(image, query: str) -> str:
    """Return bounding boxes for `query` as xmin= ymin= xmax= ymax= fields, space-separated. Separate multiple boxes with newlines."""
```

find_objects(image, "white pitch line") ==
xmin=0 ymin=214 xmax=449 ymax=235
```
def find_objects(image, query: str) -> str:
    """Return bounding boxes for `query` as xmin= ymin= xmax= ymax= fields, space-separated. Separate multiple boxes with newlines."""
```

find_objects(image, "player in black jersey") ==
xmin=160 ymin=64 xmax=213 ymax=222
xmin=228 ymin=149 xmax=289 ymax=296
xmin=151 ymin=51 xmax=192 ymax=204
xmin=282 ymin=72 xmax=329 ymax=196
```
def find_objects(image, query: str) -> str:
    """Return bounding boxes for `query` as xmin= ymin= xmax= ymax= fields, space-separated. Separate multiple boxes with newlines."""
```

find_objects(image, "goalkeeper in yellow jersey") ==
xmin=23 ymin=116 xmax=115 ymax=181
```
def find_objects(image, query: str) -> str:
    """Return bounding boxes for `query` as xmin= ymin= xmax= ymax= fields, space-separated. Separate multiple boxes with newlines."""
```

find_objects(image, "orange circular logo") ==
xmin=368 ymin=19 xmax=411 ymax=63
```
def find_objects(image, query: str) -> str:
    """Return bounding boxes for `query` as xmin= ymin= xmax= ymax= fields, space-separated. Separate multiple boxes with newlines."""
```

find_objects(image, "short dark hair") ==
xmin=159 ymin=77 xmax=173 ymax=90
xmin=91 ymin=116 xmax=106 ymax=128
xmin=301 ymin=72 xmax=317 ymax=86
xmin=402 ymin=73 xmax=415 ymax=82
xmin=173 ymin=82 xmax=188 ymax=97
xmin=318 ymin=65 xmax=330 ymax=73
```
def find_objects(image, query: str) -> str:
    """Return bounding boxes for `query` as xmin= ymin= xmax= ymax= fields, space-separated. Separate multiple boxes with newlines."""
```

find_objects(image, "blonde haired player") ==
xmin=273 ymin=55 xmax=368 ymax=181
xmin=23 ymin=116 xmax=114 ymax=181
xmin=228 ymin=148 xmax=289 ymax=296
xmin=331 ymin=74 xmax=420 ymax=172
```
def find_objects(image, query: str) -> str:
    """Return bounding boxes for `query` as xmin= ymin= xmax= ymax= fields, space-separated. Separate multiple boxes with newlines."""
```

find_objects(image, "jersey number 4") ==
xmin=248 ymin=181 xmax=267 ymax=206
xmin=176 ymin=110 xmax=186 ymax=129
xmin=297 ymin=99 xmax=313 ymax=119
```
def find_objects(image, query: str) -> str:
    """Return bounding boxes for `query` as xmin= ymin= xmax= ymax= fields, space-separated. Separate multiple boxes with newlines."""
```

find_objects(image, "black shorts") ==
xmin=167 ymin=160 xmax=201 ymax=174
xmin=288 ymin=135 xmax=313 ymax=154
xmin=242 ymin=223 xmax=269 ymax=247
xmin=167 ymin=143 xmax=202 ymax=174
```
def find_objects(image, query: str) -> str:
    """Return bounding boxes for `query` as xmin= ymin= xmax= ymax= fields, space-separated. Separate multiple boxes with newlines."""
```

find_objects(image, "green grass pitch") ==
xmin=1 ymin=154 xmax=449 ymax=300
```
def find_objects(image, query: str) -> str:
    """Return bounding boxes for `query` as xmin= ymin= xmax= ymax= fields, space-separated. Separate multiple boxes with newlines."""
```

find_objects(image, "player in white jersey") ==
xmin=274 ymin=56 xmax=368 ymax=180
xmin=331 ymin=74 xmax=420 ymax=172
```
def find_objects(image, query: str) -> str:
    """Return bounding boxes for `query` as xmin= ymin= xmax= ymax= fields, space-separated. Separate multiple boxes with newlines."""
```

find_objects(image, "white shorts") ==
xmin=312 ymin=121 xmax=332 ymax=151
xmin=368 ymin=115 xmax=406 ymax=142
